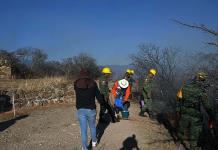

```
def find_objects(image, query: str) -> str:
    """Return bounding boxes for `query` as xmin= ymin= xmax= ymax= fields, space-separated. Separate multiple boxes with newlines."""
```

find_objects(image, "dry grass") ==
xmin=12 ymin=76 xmax=69 ymax=92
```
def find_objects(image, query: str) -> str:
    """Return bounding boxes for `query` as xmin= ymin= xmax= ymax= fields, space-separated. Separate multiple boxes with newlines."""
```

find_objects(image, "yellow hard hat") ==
xmin=149 ymin=69 xmax=157 ymax=76
xmin=197 ymin=72 xmax=207 ymax=80
xmin=126 ymin=69 xmax=132 ymax=74
xmin=102 ymin=67 xmax=112 ymax=74
xmin=130 ymin=69 xmax=135 ymax=75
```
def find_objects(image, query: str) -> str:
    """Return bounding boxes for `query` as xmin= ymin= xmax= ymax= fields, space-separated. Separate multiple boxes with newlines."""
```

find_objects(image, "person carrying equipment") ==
xmin=112 ymin=79 xmax=131 ymax=121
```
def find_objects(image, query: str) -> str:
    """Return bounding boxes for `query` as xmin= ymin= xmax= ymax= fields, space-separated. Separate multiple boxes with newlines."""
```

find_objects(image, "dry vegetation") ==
xmin=11 ymin=76 xmax=69 ymax=92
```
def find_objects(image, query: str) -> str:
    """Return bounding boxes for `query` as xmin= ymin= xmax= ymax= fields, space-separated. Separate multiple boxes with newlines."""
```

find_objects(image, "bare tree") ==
xmin=62 ymin=57 xmax=77 ymax=78
xmin=131 ymin=44 xmax=180 ymax=112
xmin=43 ymin=61 xmax=64 ymax=76
xmin=172 ymin=19 xmax=218 ymax=48
xmin=72 ymin=53 xmax=101 ymax=78
xmin=27 ymin=49 xmax=47 ymax=77
xmin=13 ymin=48 xmax=32 ymax=66
xmin=62 ymin=53 xmax=100 ymax=78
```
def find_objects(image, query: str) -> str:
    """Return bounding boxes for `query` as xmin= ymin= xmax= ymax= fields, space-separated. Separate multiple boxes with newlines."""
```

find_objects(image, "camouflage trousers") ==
xmin=139 ymin=94 xmax=152 ymax=113
xmin=142 ymin=98 xmax=152 ymax=111
xmin=178 ymin=115 xmax=202 ymax=150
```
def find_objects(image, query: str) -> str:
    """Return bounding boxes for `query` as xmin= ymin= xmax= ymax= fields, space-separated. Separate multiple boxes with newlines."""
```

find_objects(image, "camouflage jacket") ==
xmin=142 ymin=76 xmax=154 ymax=99
xmin=99 ymin=75 xmax=110 ymax=98
xmin=126 ymin=76 xmax=135 ymax=87
xmin=177 ymin=80 xmax=211 ymax=117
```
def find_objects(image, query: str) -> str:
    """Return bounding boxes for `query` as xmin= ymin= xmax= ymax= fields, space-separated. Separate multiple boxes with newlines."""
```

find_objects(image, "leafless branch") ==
xmin=207 ymin=42 xmax=218 ymax=47
xmin=172 ymin=19 xmax=218 ymax=36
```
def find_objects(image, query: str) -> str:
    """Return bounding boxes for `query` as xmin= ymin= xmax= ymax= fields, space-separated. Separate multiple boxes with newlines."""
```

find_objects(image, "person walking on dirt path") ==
xmin=74 ymin=69 xmax=105 ymax=150
xmin=112 ymin=79 xmax=131 ymax=121
xmin=139 ymin=68 xmax=157 ymax=117
xmin=176 ymin=72 xmax=212 ymax=150
xmin=98 ymin=67 xmax=116 ymax=123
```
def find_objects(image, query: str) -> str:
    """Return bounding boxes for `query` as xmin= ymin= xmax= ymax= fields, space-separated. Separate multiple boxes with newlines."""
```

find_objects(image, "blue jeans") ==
xmin=77 ymin=109 xmax=97 ymax=150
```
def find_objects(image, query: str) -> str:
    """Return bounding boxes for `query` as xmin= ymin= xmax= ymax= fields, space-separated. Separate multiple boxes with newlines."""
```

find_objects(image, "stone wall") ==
xmin=0 ymin=66 xmax=11 ymax=79
xmin=0 ymin=58 xmax=11 ymax=79
xmin=5 ymin=83 xmax=75 ymax=109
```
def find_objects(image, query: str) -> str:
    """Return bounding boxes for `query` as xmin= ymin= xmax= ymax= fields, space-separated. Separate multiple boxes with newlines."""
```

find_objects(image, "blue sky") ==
xmin=0 ymin=0 xmax=217 ymax=65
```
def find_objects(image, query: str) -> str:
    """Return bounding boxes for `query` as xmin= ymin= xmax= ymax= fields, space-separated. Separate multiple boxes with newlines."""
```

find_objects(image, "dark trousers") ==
xmin=99 ymin=96 xmax=116 ymax=122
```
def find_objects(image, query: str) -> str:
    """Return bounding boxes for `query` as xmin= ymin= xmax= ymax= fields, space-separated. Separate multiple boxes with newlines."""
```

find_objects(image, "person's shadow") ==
xmin=120 ymin=134 xmax=140 ymax=150
xmin=0 ymin=115 xmax=28 ymax=132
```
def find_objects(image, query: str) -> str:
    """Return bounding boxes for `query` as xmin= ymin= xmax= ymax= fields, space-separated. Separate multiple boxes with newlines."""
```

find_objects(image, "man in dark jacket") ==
xmin=74 ymin=69 xmax=104 ymax=150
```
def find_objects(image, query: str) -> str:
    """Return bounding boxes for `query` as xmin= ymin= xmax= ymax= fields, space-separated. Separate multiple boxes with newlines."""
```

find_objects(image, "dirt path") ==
xmin=0 ymin=103 xmax=180 ymax=150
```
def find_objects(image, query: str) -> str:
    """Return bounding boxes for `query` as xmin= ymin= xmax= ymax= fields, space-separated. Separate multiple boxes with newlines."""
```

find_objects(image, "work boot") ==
xmin=115 ymin=117 xmax=120 ymax=122
xmin=111 ymin=116 xmax=116 ymax=123
xmin=146 ymin=109 xmax=152 ymax=117
xmin=115 ymin=114 xmax=120 ymax=122
xmin=92 ymin=141 xmax=98 ymax=147
xmin=114 ymin=116 xmax=120 ymax=122
xmin=117 ymin=114 xmax=121 ymax=119
xmin=148 ymin=111 xmax=155 ymax=119
xmin=139 ymin=111 xmax=146 ymax=117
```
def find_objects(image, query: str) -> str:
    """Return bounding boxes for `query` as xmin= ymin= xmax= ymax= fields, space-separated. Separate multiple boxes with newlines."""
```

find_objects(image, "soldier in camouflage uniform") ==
xmin=139 ymin=69 xmax=157 ymax=117
xmin=124 ymin=69 xmax=135 ymax=99
xmin=124 ymin=69 xmax=135 ymax=88
xmin=177 ymin=72 xmax=212 ymax=150
xmin=214 ymin=84 xmax=218 ymax=138
xmin=99 ymin=67 xmax=116 ymax=123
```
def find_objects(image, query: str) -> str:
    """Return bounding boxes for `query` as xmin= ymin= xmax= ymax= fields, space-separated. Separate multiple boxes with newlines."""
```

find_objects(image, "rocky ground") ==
xmin=0 ymin=102 xmax=181 ymax=150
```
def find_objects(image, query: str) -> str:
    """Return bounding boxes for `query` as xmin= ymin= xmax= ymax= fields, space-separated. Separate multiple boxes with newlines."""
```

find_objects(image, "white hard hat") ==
xmin=118 ymin=79 xmax=129 ymax=88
